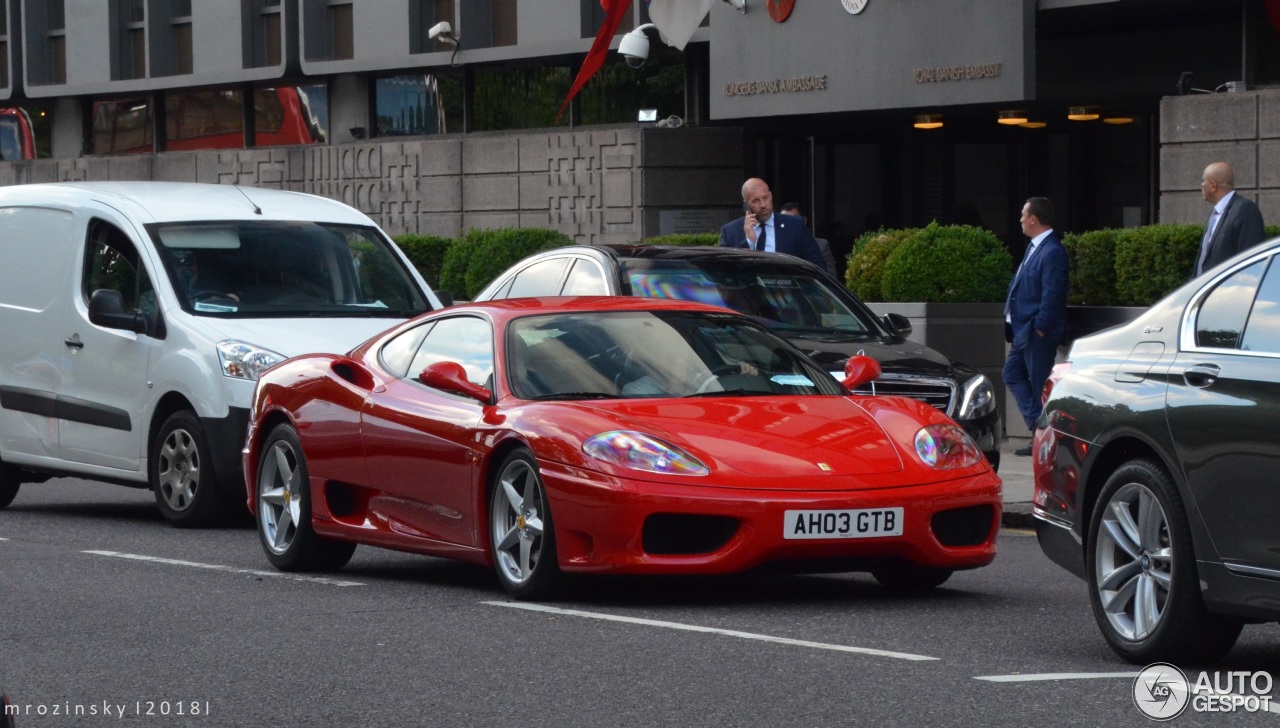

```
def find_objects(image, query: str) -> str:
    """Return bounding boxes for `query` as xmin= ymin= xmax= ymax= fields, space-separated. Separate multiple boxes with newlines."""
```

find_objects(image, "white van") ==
xmin=0 ymin=182 xmax=446 ymax=526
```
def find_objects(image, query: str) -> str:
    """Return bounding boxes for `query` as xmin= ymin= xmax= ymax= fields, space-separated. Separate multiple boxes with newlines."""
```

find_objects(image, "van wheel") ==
xmin=0 ymin=463 xmax=20 ymax=509
xmin=151 ymin=411 xmax=229 ymax=528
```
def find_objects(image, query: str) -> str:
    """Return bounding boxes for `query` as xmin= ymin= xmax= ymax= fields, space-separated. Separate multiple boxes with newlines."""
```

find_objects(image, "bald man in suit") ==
xmin=1195 ymin=162 xmax=1266 ymax=276
xmin=719 ymin=178 xmax=827 ymax=270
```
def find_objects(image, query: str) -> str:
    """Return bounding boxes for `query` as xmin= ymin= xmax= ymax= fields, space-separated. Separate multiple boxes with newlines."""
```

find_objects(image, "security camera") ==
xmin=619 ymin=25 xmax=652 ymax=69
xmin=428 ymin=21 xmax=454 ymax=41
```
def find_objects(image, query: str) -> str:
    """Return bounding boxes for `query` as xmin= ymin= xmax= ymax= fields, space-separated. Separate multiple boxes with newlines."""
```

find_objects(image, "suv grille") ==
xmin=848 ymin=374 xmax=956 ymax=415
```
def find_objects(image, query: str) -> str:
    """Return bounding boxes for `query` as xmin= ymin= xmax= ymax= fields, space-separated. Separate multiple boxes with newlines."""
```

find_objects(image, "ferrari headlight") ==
xmin=955 ymin=374 xmax=996 ymax=420
xmin=217 ymin=340 xmax=285 ymax=381
xmin=914 ymin=423 xmax=982 ymax=469
xmin=583 ymin=431 xmax=709 ymax=476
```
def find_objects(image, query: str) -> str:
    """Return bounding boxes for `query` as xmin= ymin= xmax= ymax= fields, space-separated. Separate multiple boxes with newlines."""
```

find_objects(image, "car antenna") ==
xmin=235 ymin=185 xmax=263 ymax=215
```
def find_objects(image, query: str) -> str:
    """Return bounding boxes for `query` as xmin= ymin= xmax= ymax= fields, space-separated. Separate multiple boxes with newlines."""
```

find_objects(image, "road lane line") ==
xmin=484 ymin=601 xmax=937 ymax=661
xmin=82 ymin=550 xmax=364 ymax=587
xmin=975 ymin=673 xmax=1139 ymax=682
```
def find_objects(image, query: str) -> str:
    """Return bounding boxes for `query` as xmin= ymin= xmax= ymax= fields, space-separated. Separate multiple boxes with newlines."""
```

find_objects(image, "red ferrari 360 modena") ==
xmin=243 ymin=297 xmax=1001 ymax=599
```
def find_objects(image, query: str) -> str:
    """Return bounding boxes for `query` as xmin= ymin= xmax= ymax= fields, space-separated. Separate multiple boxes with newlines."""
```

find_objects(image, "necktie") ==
xmin=756 ymin=221 xmax=767 ymax=251
xmin=1006 ymin=243 xmax=1036 ymax=317
xmin=1197 ymin=209 xmax=1220 ymax=275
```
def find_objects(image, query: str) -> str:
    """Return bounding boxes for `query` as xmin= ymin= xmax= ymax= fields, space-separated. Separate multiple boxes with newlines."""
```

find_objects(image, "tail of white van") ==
xmin=0 ymin=182 xmax=446 ymax=526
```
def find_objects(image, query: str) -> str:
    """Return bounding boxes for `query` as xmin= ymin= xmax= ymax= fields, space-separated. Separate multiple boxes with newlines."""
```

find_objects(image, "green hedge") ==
xmin=880 ymin=223 xmax=1012 ymax=303
xmin=845 ymin=228 xmax=917 ymax=302
xmin=1114 ymin=224 xmax=1202 ymax=306
xmin=1062 ymin=229 xmax=1121 ymax=306
xmin=392 ymin=234 xmax=454 ymax=288
xmin=641 ymin=233 xmax=720 ymax=246
xmin=438 ymin=228 xmax=575 ymax=299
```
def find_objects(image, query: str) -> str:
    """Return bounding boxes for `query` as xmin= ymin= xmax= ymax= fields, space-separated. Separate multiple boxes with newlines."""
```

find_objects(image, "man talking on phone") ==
xmin=719 ymin=178 xmax=827 ymax=270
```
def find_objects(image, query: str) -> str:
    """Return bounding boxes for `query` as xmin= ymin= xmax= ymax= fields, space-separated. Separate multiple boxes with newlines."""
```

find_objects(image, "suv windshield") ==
xmin=148 ymin=221 xmax=429 ymax=318
xmin=618 ymin=259 xmax=877 ymax=338
xmin=508 ymin=310 xmax=846 ymax=400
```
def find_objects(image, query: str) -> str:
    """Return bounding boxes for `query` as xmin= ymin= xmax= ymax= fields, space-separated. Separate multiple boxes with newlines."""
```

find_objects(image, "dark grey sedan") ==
xmin=474 ymin=244 xmax=1002 ymax=469
xmin=1034 ymin=236 xmax=1280 ymax=664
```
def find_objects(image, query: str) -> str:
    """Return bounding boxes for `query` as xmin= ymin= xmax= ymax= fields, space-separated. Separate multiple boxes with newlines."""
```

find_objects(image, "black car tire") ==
xmin=0 ymin=462 xmax=19 ymax=509
xmin=1086 ymin=459 xmax=1243 ymax=664
xmin=489 ymin=450 xmax=562 ymax=600
xmin=151 ymin=410 xmax=233 ymax=528
xmin=872 ymin=565 xmax=953 ymax=592
xmin=256 ymin=424 xmax=356 ymax=572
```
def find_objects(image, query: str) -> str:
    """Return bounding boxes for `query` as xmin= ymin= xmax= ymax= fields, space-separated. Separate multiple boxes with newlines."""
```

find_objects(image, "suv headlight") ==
xmin=955 ymin=374 xmax=995 ymax=420
xmin=217 ymin=340 xmax=285 ymax=381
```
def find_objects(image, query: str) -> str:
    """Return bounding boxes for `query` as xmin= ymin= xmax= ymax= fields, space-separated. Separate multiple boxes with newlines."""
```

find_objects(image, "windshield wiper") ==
xmin=526 ymin=392 xmax=618 ymax=401
xmin=683 ymin=388 xmax=769 ymax=398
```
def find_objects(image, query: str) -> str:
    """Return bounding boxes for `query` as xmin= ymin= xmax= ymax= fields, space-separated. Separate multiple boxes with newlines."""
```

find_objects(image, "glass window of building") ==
xmin=164 ymin=88 xmax=243 ymax=151
xmin=170 ymin=0 xmax=193 ymax=75
xmin=91 ymin=97 xmax=154 ymax=155
xmin=256 ymin=85 xmax=328 ymax=146
xmin=472 ymin=65 xmax=570 ymax=131
xmin=374 ymin=73 xmax=461 ymax=137
xmin=577 ymin=56 xmax=685 ymax=125
xmin=32 ymin=0 xmax=68 ymax=86
xmin=246 ymin=1 xmax=283 ymax=68
xmin=115 ymin=0 xmax=147 ymax=80
xmin=460 ymin=0 xmax=516 ymax=49
xmin=0 ymin=2 xmax=8 ymax=89
xmin=580 ymin=0 xmax=634 ymax=38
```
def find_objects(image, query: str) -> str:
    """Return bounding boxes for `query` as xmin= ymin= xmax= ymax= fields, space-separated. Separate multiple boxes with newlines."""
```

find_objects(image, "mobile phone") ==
xmin=743 ymin=202 xmax=752 ymax=215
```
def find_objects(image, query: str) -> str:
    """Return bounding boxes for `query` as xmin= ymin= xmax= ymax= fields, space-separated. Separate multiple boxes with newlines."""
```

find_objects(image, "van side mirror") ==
xmin=881 ymin=312 xmax=912 ymax=338
xmin=88 ymin=289 xmax=147 ymax=334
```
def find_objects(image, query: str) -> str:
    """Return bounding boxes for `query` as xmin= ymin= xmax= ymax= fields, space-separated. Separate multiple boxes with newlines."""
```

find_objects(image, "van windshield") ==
xmin=147 ymin=221 xmax=429 ymax=318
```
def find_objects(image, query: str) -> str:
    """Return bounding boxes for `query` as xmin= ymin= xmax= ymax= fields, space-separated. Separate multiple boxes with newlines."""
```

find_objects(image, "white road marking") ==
xmin=484 ymin=601 xmax=937 ymax=661
xmin=82 ymin=550 xmax=364 ymax=587
xmin=975 ymin=672 xmax=1139 ymax=682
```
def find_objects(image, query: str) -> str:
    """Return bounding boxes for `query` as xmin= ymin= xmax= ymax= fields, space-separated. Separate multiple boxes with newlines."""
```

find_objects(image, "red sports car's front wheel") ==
xmin=489 ymin=450 xmax=562 ymax=600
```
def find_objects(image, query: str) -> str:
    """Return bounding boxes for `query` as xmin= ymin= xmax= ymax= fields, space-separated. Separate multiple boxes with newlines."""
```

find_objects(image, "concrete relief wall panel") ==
xmin=464 ymin=137 xmax=520 ymax=175
xmin=1259 ymin=140 xmax=1280 ymax=190
xmin=107 ymin=156 xmax=154 ymax=182
xmin=1262 ymin=94 xmax=1280 ymax=139
xmin=1160 ymin=142 xmax=1257 ymax=192
xmin=418 ymin=139 xmax=463 ymax=177
xmin=1161 ymin=93 xmax=1258 ymax=144
xmin=155 ymin=154 xmax=198 ymax=182
xmin=1258 ymin=190 xmax=1280 ymax=221
xmin=464 ymin=212 xmax=520 ymax=230
xmin=1159 ymin=191 xmax=1209 ymax=225
xmin=464 ymin=175 xmax=519 ymax=212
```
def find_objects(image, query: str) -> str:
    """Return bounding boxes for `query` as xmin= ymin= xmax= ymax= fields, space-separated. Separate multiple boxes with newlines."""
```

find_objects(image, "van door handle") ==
xmin=64 ymin=334 xmax=84 ymax=349
xmin=1184 ymin=363 xmax=1220 ymax=388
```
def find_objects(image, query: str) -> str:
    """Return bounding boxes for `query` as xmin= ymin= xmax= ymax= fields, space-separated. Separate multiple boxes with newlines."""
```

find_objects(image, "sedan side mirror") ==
xmin=88 ymin=289 xmax=147 ymax=334
xmin=841 ymin=354 xmax=882 ymax=390
xmin=419 ymin=361 xmax=493 ymax=403
xmin=881 ymin=312 xmax=912 ymax=338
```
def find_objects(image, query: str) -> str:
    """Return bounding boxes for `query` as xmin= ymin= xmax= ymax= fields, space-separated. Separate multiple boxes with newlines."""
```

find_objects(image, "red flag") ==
xmin=1268 ymin=0 xmax=1280 ymax=34
xmin=558 ymin=0 xmax=634 ymax=122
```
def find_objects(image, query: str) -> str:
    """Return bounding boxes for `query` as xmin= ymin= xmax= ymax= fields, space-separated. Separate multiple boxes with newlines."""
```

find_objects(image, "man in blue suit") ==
xmin=1004 ymin=196 xmax=1069 ymax=455
xmin=720 ymin=178 xmax=827 ymax=270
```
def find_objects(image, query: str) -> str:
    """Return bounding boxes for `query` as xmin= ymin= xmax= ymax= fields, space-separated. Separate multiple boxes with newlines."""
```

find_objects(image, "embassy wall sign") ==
xmin=709 ymin=0 xmax=1031 ymax=120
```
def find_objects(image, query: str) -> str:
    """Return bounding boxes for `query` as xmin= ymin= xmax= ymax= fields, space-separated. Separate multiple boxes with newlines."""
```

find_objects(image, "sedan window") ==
xmin=408 ymin=316 xmax=494 ymax=387
xmin=508 ymin=258 xmax=570 ymax=298
xmin=1196 ymin=259 xmax=1266 ymax=349
xmin=561 ymin=259 xmax=608 ymax=295
xmin=1240 ymin=257 xmax=1280 ymax=353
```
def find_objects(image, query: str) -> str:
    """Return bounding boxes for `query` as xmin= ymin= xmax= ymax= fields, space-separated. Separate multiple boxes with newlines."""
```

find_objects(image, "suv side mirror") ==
xmin=882 ymin=312 xmax=912 ymax=338
xmin=88 ymin=289 xmax=147 ymax=334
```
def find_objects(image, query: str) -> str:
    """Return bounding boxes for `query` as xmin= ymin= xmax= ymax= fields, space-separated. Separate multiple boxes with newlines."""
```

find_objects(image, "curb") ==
xmin=1001 ymin=503 xmax=1036 ymax=530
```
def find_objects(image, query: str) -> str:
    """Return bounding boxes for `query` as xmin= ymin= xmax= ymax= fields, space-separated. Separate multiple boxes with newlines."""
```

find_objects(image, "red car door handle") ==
xmin=1184 ymin=363 xmax=1220 ymax=388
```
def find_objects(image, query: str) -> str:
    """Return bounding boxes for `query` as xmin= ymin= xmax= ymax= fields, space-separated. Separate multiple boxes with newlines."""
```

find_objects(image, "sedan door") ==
xmin=359 ymin=315 xmax=493 ymax=548
xmin=1166 ymin=254 xmax=1280 ymax=572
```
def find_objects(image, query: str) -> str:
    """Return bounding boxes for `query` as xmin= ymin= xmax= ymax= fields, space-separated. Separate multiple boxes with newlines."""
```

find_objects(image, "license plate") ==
xmin=783 ymin=508 xmax=904 ymax=540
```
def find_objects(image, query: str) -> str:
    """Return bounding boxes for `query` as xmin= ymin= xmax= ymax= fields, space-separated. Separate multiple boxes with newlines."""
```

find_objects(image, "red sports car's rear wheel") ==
xmin=489 ymin=450 xmax=561 ymax=600
xmin=256 ymin=424 xmax=356 ymax=572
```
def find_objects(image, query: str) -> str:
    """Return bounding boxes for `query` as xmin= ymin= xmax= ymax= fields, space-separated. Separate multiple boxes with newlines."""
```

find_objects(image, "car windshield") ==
xmin=618 ymin=258 xmax=877 ymax=337
xmin=507 ymin=310 xmax=846 ymax=400
xmin=147 ymin=220 xmax=429 ymax=318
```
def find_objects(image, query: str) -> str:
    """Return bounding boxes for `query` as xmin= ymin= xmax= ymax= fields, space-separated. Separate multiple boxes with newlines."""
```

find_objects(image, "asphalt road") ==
xmin=2 ymin=478 xmax=1278 ymax=727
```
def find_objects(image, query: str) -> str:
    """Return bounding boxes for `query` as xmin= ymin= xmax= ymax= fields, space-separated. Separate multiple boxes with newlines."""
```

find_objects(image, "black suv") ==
xmin=475 ymin=245 xmax=1002 ymax=469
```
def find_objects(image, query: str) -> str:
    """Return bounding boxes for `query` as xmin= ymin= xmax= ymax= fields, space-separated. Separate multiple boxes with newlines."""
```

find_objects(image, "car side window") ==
xmin=407 ymin=316 xmax=494 ymax=387
xmin=380 ymin=322 xmax=433 ymax=378
xmin=1240 ymin=257 xmax=1280 ymax=353
xmin=507 ymin=258 xmax=570 ymax=298
xmin=1196 ymin=259 xmax=1266 ymax=349
xmin=561 ymin=259 xmax=608 ymax=296
xmin=83 ymin=220 xmax=157 ymax=322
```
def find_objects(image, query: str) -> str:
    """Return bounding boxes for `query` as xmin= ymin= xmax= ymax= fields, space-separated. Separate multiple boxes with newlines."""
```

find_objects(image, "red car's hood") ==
xmin=524 ymin=396 xmax=909 ymax=490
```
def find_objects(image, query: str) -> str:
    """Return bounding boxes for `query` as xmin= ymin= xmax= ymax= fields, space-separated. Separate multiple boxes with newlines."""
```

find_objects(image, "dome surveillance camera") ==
xmin=618 ymin=27 xmax=650 ymax=68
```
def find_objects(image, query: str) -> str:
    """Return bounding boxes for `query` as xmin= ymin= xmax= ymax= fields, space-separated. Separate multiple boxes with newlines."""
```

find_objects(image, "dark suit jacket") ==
xmin=719 ymin=213 xmax=827 ymax=270
xmin=1005 ymin=232 xmax=1070 ymax=349
xmin=1197 ymin=192 xmax=1266 ymax=275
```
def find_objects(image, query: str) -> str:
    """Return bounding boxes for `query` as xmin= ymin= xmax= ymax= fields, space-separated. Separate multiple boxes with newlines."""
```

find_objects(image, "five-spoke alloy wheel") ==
xmin=256 ymin=424 xmax=355 ymax=571
xmin=489 ymin=450 xmax=560 ymax=599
